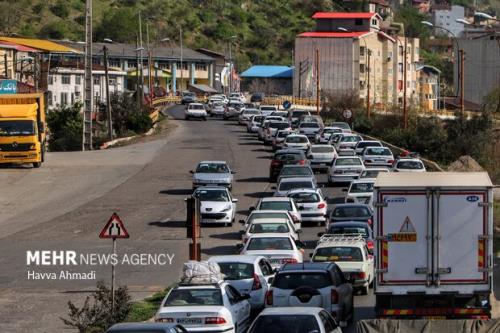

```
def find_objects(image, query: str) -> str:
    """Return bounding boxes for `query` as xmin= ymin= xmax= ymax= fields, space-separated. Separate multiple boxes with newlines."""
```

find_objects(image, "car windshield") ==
xmin=269 ymin=122 xmax=289 ymax=129
xmin=361 ymin=170 xmax=386 ymax=178
xmin=261 ymin=107 xmax=276 ymax=111
xmin=275 ymin=153 xmax=302 ymax=162
xmin=397 ymin=160 xmax=424 ymax=169
xmin=341 ymin=136 xmax=360 ymax=142
xmin=286 ymin=136 xmax=308 ymax=143
xmin=196 ymin=163 xmax=229 ymax=173
xmin=335 ymin=158 xmax=362 ymax=166
xmin=324 ymin=128 xmax=340 ymax=134
xmin=291 ymin=111 xmax=308 ymax=118
xmin=164 ymin=289 xmax=223 ymax=306
xmin=289 ymin=192 xmax=320 ymax=203
xmin=259 ymin=201 xmax=292 ymax=211
xmin=278 ymin=181 xmax=313 ymax=191
xmin=332 ymin=206 xmax=371 ymax=218
xmin=277 ymin=131 xmax=290 ymax=138
xmin=349 ymin=182 xmax=374 ymax=193
xmin=195 ymin=189 xmax=229 ymax=202
xmin=366 ymin=148 xmax=391 ymax=156
xmin=300 ymin=123 xmax=319 ymax=128
xmin=229 ymin=103 xmax=243 ymax=108
xmin=218 ymin=263 xmax=254 ymax=280
xmin=358 ymin=141 xmax=381 ymax=148
xmin=250 ymin=315 xmax=320 ymax=333
xmin=328 ymin=226 xmax=369 ymax=238
xmin=311 ymin=146 xmax=334 ymax=153
xmin=244 ymin=110 xmax=260 ymax=115
xmin=247 ymin=237 xmax=293 ymax=250
xmin=248 ymin=212 xmax=289 ymax=223
xmin=189 ymin=104 xmax=204 ymax=110
xmin=249 ymin=223 xmax=290 ymax=234
xmin=330 ymin=134 xmax=342 ymax=143
xmin=331 ymin=122 xmax=350 ymax=130
xmin=253 ymin=116 xmax=264 ymax=123
xmin=280 ymin=167 xmax=312 ymax=177
xmin=0 ymin=120 xmax=35 ymax=136
xmin=273 ymin=272 xmax=331 ymax=289
xmin=314 ymin=247 xmax=363 ymax=262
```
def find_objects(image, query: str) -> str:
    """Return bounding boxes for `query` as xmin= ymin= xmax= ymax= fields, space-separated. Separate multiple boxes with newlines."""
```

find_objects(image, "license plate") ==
xmin=177 ymin=318 xmax=203 ymax=324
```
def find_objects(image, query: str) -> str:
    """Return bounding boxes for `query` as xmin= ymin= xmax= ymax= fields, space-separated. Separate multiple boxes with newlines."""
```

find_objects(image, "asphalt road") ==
xmin=0 ymin=104 xmax=372 ymax=332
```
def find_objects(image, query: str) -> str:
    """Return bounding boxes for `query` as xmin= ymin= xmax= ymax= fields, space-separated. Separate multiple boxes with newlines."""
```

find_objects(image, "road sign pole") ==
xmin=111 ymin=237 xmax=116 ymax=314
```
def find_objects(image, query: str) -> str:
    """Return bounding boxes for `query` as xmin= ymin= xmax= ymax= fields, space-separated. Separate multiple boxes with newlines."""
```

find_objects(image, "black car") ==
xmin=321 ymin=221 xmax=374 ymax=254
xmin=250 ymin=92 xmax=264 ymax=103
xmin=328 ymin=204 xmax=374 ymax=227
xmin=181 ymin=92 xmax=196 ymax=104
xmin=269 ymin=149 xmax=308 ymax=182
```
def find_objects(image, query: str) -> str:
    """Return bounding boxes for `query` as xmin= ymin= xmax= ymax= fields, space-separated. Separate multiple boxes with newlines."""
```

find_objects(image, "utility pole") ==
xmin=315 ymin=48 xmax=320 ymax=115
xmin=139 ymin=12 xmax=144 ymax=107
xmin=229 ymin=41 xmax=232 ymax=94
xmin=180 ymin=27 xmax=183 ymax=92
xmin=146 ymin=23 xmax=153 ymax=105
xmin=103 ymin=45 xmax=113 ymax=142
xmin=298 ymin=61 xmax=303 ymax=99
xmin=3 ymin=53 xmax=7 ymax=77
xmin=403 ymin=38 xmax=408 ymax=129
xmin=136 ymin=37 xmax=141 ymax=112
xmin=83 ymin=0 xmax=93 ymax=151
xmin=459 ymin=49 xmax=465 ymax=116
xmin=367 ymin=49 xmax=371 ymax=118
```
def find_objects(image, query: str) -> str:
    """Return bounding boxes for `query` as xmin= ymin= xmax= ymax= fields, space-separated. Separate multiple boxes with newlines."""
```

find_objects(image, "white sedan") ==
xmin=283 ymin=134 xmax=311 ymax=151
xmin=287 ymin=188 xmax=328 ymax=226
xmin=392 ymin=158 xmax=427 ymax=172
xmin=242 ymin=217 xmax=301 ymax=243
xmin=239 ymin=234 xmax=305 ymax=269
xmin=345 ymin=180 xmax=375 ymax=205
xmin=185 ymin=103 xmax=208 ymax=120
xmin=194 ymin=186 xmax=238 ymax=226
xmin=328 ymin=156 xmax=366 ymax=184
xmin=156 ymin=281 xmax=251 ymax=333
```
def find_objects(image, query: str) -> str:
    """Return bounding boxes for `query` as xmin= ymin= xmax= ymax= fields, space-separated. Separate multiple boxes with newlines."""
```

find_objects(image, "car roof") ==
xmin=311 ymin=144 xmax=334 ymax=148
xmin=208 ymin=255 xmax=264 ymax=264
xmin=358 ymin=140 xmax=380 ymax=144
xmin=195 ymin=186 xmax=229 ymax=191
xmin=250 ymin=218 xmax=290 ymax=223
xmin=275 ymin=149 xmax=304 ymax=154
xmin=279 ymin=177 xmax=314 ymax=183
xmin=281 ymin=164 xmax=311 ymax=169
xmin=333 ymin=203 xmax=371 ymax=209
xmin=396 ymin=158 xmax=423 ymax=163
xmin=280 ymin=262 xmax=335 ymax=271
xmin=250 ymin=209 xmax=291 ymax=214
xmin=350 ymin=179 xmax=375 ymax=185
xmin=260 ymin=197 xmax=293 ymax=202
xmin=287 ymin=188 xmax=319 ymax=194
xmin=286 ymin=134 xmax=308 ymax=138
xmin=336 ymin=156 xmax=362 ymax=160
xmin=198 ymin=161 xmax=228 ymax=164
xmin=247 ymin=233 xmax=292 ymax=239
xmin=259 ymin=307 xmax=324 ymax=315
xmin=106 ymin=323 xmax=181 ymax=332
xmin=363 ymin=168 xmax=390 ymax=172
xmin=329 ymin=221 xmax=371 ymax=228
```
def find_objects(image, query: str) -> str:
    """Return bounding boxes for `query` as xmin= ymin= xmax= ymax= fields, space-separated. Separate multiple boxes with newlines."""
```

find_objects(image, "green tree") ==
xmin=46 ymin=103 xmax=83 ymax=151
xmin=95 ymin=8 xmax=138 ymax=43
xmin=50 ymin=0 xmax=70 ymax=19
xmin=394 ymin=5 xmax=431 ymax=39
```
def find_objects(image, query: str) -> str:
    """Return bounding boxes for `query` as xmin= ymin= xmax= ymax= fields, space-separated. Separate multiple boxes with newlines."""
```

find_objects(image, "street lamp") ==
xmin=455 ymin=18 xmax=471 ymax=25
xmin=102 ymin=38 xmax=114 ymax=141
xmin=474 ymin=12 xmax=500 ymax=21
xmin=421 ymin=20 xmax=464 ymax=115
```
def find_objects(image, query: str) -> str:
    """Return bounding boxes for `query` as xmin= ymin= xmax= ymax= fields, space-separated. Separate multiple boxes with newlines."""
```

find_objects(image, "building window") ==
xmin=71 ymin=93 xmax=75 ymax=105
xmin=399 ymin=46 xmax=403 ymax=56
xmin=158 ymin=62 xmax=170 ymax=70
xmin=48 ymin=75 xmax=53 ymax=85
xmin=397 ymin=80 xmax=403 ymax=91
xmin=355 ymin=18 xmax=363 ymax=25
xmin=371 ymin=19 xmax=378 ymax=25
xmin=195 ymin=63 xmax=207 ymax=71
xmin=92 ymin=58 xmax=100 ymax=65
xmin=62 ymin=75 xmax=71 ymax=85
xmin=94 ymin=77 xmax=100 ymax=85
xmin=360 ymin=81 xmax=366 ymax=89
xmin=109 ymin=75 xmax=117 ymax=86
xmin=109 ymin=58 xmax=121 ymax=68
xmin=398 ymin=63 xmax=403 ymax=73
xmin=388 ymin=68 xmax=393 ymax=74
xmin=75 ymin=75 xmax=81 ymax=85
xmin=360 ymin=64 xmax=365 ymax=73
xmin=60 ymin=92 xmax=68 ymax=106
xmin=47 ymin=91 xmax=53 ymax=106
xmin=179 ymin=62 xmax=188 ymax=70
xmin=128 ymin=60 xmax=137 ymax=69
xmin=360 ymin=46 xmax=365 ymax=57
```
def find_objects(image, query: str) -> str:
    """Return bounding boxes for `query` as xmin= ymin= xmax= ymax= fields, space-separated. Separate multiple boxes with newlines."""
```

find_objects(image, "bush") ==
xmin=47 ymin=103 xmax=83 ymax=151
xmin=50 ymin=0 xmax=70 ymax=18
xmin=126 ymin=112 xmax=153 ymax=135
xmin=101 ymin=93 xmax=153 ymax=137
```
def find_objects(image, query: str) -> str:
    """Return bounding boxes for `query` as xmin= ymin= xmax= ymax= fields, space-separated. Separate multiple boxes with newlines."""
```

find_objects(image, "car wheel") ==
xmin=185 ymin=116 xmax=189 ymax=120
xmin=33 ymin=162 xmax=41 ymax=168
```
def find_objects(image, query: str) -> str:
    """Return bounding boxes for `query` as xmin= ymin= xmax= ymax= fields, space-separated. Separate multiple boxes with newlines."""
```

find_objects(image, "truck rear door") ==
xmin=434 ymin=191 xmax=489 ymax=285
xmin=377 ymin=191 xmax=430 ymax=285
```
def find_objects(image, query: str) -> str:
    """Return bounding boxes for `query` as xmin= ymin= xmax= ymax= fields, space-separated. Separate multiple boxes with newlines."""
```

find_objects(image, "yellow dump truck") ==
xmin=0 ymin=93 xmax=46 ymax=168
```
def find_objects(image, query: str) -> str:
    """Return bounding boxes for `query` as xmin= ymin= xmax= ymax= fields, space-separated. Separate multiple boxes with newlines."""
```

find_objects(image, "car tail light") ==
xmin=156 ymin=317 xmax=174 ymax=323
xmin=205 ymin=317 xmax=227 ymax=325
xmin=357 ymin=272 xmax=366 ymax=279
xmin=317 ymin=203 xmax=326 ymax=209
xmin=282 ymin=258 xmax=298 ymax=264
xmin=367 ymin=218 xmax=373 ymax=226
xmin=298 ymin=159 xmax=306 ymax=165
xmin=252 ymin=273 xmax=262 ymax=290
xmin=366 ymin=240 xmax=374 ymax=250
xmin=271 ymin=160 xmax=280 ymax=166
xmin=331 ymin=289 xmax=339 ymax=304
xmin=388 ymin=160 xmax=394 ymax=164
xmin=265 ymin=290 xmax=273 ymax=305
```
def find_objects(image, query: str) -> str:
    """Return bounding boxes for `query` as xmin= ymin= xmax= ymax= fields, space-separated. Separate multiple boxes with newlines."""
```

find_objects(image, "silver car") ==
xmin=298 ymin=122 xmax=321 ymax=139
xmin=247 ymin=115 xmax=264 ymax=133
xmin=274 ymin=177 xmax=317 ymax=197
xmin=334 ymin=134 xmax=363 ymax=156
xmin=328 ymin=156 xmax=365 ymax=184
xmin=315 ymin=127 xmax=343 ymax=144
xmin=191 ymin=161 xmax=235 ymax=190
xmin=307 ymin=145 xmax=337 ymax=171
xmin=362 ymin=146 xmax=395 ymax=168
xmin=264 ymin=121 xmax=292 ymax=145
xmin=210 ymin=102 xmax=226 ymax=117
xmin=272 ymin=130 xmax=292 ymax=151
xmin=354 ymin=140 xmax=382 ymax=155
xmin=283 ymin=134 xmax=310 ymax=151
xmin=239 ymin=109 xmax=261 ymax=125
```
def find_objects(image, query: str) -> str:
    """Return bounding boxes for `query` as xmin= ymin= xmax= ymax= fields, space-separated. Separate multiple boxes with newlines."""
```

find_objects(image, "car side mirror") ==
xmin=317 ymin=232 xmax=325 ymax=237
xmin=298 ymin=206 xmax=305 ymax=211
xmin=271 ymin=186 xmax=276 ymax=190
xmin=296 ymin=229 xmax=303 ymax=234
xmin=231 ymin=171 xmax=236 ymax=174
xmin=249 ymin=206 xmax=255 ymax=212
xmin=267 ymin=276 xmax=274 ymax=285
xmin=232 ymin=198 xmax=239 ymax=203
xmin=296 ymin=240 xmax=306 ymax=248
xmin=236 ymin=243 xmax=244 ymax=252
xmin=239 ymin=219 xmax=245 ymax=224
xmin=307 ymin=155 xmax=313 ymax=159
xmin=309 ymin=253 xmax=313 ymax=258
xmin=189 ymin=170 xmax=194 ymax=174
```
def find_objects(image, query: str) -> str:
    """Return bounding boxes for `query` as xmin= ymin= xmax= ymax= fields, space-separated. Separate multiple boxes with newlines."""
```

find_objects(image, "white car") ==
xmin=242 ymin=217 xmax=301 ymax=243
xmin=345 ymin=180 xmax=375 ymax=205
xmin=208 ymin=255 xmax=275 ymax=311
xmin=238 ymin=109 xmax=260 ymax=125
xmin=359 ymin=168 xmax=390 ymax=180
xmin=283 ymin=134 xmax=310 ymax=151
xmin=274 ymin=177 xmax=317 ymax=197
xmin=328 ymin=156 xmax=366 ymax=184
xmin=307 ymin=144 xmax=337 ymax=171
xmin=239 ymin=210 xmax=299 ymax=231
xmin=354 ymin=140 xmax=383 ymax=155
xmin=253 ymin=197 xmax=302 ymax=228
xmin=392 ymin=158 xmax=427 ymax=172
xmin=362 ymin=146 xmax=395 ymax=168
xmin=248 ymin=307 xmax=342 ymax=333
xmin=329 ymin=121 xmax=351 ymax=133
xmin=311 ymin=234 xmax=374 ymax=295
xmin=315 ymin=126 xmax=343 ymax=144
xmin=272 ymin=130 xmax=292 ymax=151
xmin=210 ymin=102 xmax=226 ymax=117
xmin=185 ymin=103 xmax=207 ymax=120
xmin=259 ymin=105 xmax=278 ymax=116
xmin=194 ymin=186 xmax=237 ymax=226
xmin=298 ymin=122 xmax=321 ymax=138
xmin=247 ymin=115 xmax=264 ymax=133
xmin=334 ymin=134 xmax=363 ymax=155
xmin=287 ymin=188 xmax=328 ymax=225
xmin=155 ymin=281 xmax=251 ymax=333
xmin=229 ymin=92 xmax=247 ymax=103
xmin=239 ymin=234 xmax=304 ymax=269
xmin=264 ymin=121 xmax=292 ymax=145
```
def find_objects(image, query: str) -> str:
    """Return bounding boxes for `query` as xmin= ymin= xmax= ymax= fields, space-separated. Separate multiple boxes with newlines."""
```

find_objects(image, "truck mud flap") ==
xmin=356 ymin=319 xmax=500 ymax=333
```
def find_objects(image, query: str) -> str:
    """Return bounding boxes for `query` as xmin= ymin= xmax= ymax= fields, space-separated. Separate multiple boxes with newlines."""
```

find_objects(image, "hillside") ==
xmin=0 ymin=0 xmax=342 ymax=70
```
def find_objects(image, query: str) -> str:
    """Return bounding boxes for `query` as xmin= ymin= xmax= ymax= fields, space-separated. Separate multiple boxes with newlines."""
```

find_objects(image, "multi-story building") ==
xmin=294 ymin=11 xmax=420 ymax=109
xmin=432 ymin=5 xmax=465 ymax=37
xmin=417 ymin=65 xmax=441 ymax=111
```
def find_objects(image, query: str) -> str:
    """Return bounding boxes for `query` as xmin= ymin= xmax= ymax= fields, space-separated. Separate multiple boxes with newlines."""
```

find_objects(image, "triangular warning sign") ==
xmin=399 ymin=216 xmax=416 ymax=233
xmin=99 ymin=213 xmax=130 ymax=239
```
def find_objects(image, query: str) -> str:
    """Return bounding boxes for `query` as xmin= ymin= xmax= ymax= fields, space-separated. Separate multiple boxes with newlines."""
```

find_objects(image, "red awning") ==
xmin=0 ymin=41 xmax=40 ymax=52
xmin=298 ymin=31 xmax=371 ymax=38
xmin=312 ymin=12 xmax=377 ymax=19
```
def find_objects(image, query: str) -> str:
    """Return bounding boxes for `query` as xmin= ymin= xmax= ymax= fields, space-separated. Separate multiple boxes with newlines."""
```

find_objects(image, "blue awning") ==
xmin=240 ymin=65 xmax=293 ymax=78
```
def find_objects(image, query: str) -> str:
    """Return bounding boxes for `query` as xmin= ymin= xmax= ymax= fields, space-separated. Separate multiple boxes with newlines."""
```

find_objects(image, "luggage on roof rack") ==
xmin=179 ymin=261 xmax=224 ymax=285
xmin=318 ymin=233 xmax=365 ymax=244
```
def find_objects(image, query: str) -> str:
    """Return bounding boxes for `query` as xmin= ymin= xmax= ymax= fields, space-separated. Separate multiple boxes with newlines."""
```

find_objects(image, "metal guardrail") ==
xmin=262 ymin=96 xmax=318 ymax=107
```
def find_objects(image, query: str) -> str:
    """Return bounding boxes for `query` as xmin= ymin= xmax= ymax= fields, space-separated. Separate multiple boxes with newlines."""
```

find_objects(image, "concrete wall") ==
xmin=454 ymin=37 xmax=500 ymax=105
xmin=432 ymin=5 xmax=465 ymax=37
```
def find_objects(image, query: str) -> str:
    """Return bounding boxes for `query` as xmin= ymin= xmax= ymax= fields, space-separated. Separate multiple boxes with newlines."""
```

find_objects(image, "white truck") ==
xmin=373 ymin=172 xmax=493 ymax=319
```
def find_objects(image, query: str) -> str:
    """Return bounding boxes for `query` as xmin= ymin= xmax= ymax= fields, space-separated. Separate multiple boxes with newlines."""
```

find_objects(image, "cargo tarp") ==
xmin=357 ymin=320 xmax=500 ymax=333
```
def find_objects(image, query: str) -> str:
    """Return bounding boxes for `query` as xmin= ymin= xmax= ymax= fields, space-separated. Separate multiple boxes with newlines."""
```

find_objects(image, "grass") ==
xmin=125 ymin=287 xmax=171 ymax=322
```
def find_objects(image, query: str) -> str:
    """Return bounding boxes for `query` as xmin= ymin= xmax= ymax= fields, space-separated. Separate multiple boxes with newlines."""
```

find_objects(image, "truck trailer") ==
xmin=373 ymin=172 xmax=493 ymax=319
xmin=0 ymin=93 xmax=46 ymax=168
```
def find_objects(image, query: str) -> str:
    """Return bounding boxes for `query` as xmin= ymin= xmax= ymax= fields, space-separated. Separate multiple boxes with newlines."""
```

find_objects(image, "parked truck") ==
xmin=0 ymin=93 xmax=46 ymax=168
xmin=373 ymin=172 xmax=493 ymax=319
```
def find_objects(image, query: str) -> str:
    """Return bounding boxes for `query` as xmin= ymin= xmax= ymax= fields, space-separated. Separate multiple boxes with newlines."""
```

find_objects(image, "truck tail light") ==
xmin=205 ymin=317 xmax=227 ymax=324
xmin=366 ymin=240 xmax=374 ymax=250
xmin=317 ymin=203 xmax=326 ymax=209
xmin=331 ymin=289 xmax=339 ymax=304
xmin=265 ymin=290 xmax=273 ymax=305
xmin=252 ymin=274 xmax=262 ymax=290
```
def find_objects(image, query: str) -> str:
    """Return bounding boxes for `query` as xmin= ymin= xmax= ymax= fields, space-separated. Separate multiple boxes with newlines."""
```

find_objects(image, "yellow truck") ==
xmin=0 ymin=93 xmax=46 ymax=168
